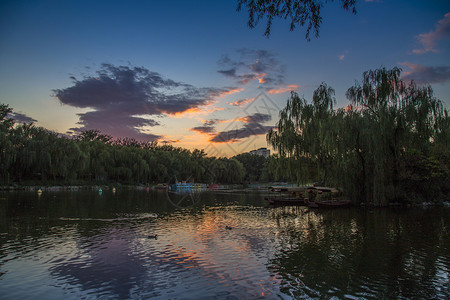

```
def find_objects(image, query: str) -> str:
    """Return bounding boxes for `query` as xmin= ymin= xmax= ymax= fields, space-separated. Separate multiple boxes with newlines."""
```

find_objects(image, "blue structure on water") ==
xmin=170 ymin=183 xmax=207 ymax=192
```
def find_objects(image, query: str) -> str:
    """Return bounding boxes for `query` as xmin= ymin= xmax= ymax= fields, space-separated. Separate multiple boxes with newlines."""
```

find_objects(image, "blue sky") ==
xmin=1 ymin=0 xmax=449 ymax=157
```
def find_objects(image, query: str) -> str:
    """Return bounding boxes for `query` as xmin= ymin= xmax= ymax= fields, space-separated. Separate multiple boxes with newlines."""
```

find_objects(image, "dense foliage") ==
xmin=267 ymin=68 xmax=449 ymax=205
xmin=233 ymin=153 xmax=267 ymax=182
xmin=0 ymin=104 xmax=245 ymax=186
xmin=232 ymin=152 xmax=294 ymax=183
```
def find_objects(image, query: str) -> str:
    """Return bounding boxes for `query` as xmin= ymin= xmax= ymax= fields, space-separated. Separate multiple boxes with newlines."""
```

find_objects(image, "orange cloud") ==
xmin=161 ymin=139 xmax=180 ymax=144
xmin=214 ymin=88 xmax=244 ymax=98
xmin=257 ymin=73 xmax=267 ymax=83
xmin=168 ymin=107 xmax=203 ymax=118
xmin=203 ymin=106 xmax=226 ymax=114
xmin=268 ymin=84 xmax=299 ymax=94
xmin=167 ymin=103 xmax=226 ymax=118
xmin=237 ymin=116 xmax=249 ymax=123
xmin=156 ymin=135 xmax=181 ymax=144
xmin=227 ymin=98 xmax=255 ymax=107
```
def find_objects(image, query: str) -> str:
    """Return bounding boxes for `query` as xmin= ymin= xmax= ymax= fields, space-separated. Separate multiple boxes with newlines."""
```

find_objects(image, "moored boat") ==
xmin=305 ymin=186 xmax=351 ymax=208
xmin=265 ymin=186 xmax=307 ymax=206
xmin=305 ymin=199 xmax=319 ymax=208
xmin=314 ymin=199 xmax=351 ymax=208
xmin=265 ymin=196 xmax=307 ymax=205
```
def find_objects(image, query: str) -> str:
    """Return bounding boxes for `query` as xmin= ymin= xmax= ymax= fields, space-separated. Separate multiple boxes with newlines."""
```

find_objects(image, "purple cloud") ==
xmin=54 ymin=64 xmax=236 ymax=141
xmin=241 ymin=112 xmax=272 ymax=123
xmin=70 ymin=110 xmax=161 ymax=141
xmin=208 ymin=113 xmax=273 ymax=143
xmin=217 ymin=49 xmax=285 ymax=89
xmin=190 ymin=120 xmax=217 ymax=134
xmin=413 ymin=12 xmax=450 ymax=54
xmin=210 ymin=122 xmax=274 ymax=143
xmin=8 ymin=112 xmax=37 ymax=124
xmin=400 ymin=62 xmax=450 ymax=85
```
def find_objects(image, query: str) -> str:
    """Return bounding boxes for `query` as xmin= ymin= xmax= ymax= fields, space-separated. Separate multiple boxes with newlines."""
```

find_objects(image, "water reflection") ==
xmin=269 ymin=207 xmax=450 ymax=299
xmin=49 ymin=227 xmax=149 ymax=298
xmin=137 ymin=205 xmax=281 ymax=298
xmin=0 ymin=191 xmax=449 ymax=299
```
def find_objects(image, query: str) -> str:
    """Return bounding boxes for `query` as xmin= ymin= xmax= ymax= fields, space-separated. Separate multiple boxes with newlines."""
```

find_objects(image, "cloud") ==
xmin=239 ymin=113 xmax=272 ymax=123
xmin=8 ymin=112 xmax=37 ymax=123
xmin=215 ymin=88 xmax=244 ymax=98
xmin=338 ymin=50 xmax=348 ymax=61
xmin=217 ymin=68 xmax=237 ymax=77
xmin=69 ymin=110 xmax=161 ymax=140
xmin=413 ymin=12 xmax=450 ymax=54
xmin=217 ymin=49 xmax=286 ymax=88
xmin=400 ymin=62 xmax=450 ymax=84
xmin=189 ymin=112 xmax=273 ymax=143
xmin=161 ymin=139 xmax=180 ymax=144
xmin=189 ymin=119 xmax=218 ymax=134
xmin=227 ymin=98 xmax=254 ymax=107
xmin=54 ymin=64 xmax=236 ymax=141
xmin=268 ymin=84 xmax=299 ymax=94
xmin=210 ymin=122 xmax=274 ymax=143
xmin=208 ymin=113 xmax=273 ymax=143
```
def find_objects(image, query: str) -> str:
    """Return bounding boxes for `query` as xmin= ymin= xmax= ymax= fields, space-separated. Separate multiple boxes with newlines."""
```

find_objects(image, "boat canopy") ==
xmin=269 ymin=186 xmax=307 ymax=192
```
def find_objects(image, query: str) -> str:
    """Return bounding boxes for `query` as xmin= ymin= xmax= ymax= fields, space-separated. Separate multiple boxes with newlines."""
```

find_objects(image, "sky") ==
xmin=1 ymin=0 xmax=449 ymax=157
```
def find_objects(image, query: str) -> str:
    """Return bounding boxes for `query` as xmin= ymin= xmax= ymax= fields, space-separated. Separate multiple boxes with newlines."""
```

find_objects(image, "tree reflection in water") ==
xmin=268 ymin=207 xmax=450 ymax=299
xmin=1 ymin=191 xmax=449 ymax=299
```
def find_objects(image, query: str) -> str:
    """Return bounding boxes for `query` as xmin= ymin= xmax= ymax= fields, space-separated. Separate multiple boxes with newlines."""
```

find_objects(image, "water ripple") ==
xmin=1 ymin=193 xmax=449 ymax=299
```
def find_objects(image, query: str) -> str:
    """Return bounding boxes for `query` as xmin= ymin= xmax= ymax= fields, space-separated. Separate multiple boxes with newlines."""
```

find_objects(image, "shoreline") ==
xmin=1 ymin=185 xmax=448 ymax=208
xmin=0 ymin=185 xmax=139 ymax=192
xmin=0 ymin=182 xmax=273 ymax=192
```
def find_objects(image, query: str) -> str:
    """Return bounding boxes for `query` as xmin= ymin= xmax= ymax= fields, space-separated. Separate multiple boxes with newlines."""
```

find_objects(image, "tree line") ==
xmin=267 ymin=67 xmax=449 ymax=205
xmin=2 ymin=67 xmax=448 ymax=205
xmin=0 ymin=106 xmax=247 ymax=186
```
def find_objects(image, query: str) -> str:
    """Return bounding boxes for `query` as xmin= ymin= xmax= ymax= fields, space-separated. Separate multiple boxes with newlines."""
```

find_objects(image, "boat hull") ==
xmin=308 ymin=200 xmax=352 ymax=208
xmin=265 ymin=197 xmax=307 ymax=206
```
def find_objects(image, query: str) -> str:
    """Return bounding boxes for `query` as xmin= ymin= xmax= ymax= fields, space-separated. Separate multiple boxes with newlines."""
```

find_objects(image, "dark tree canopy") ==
xmin=237 ymin=0 xmax=357 ymax=40
xmin=0 ymin=106 xmax=247 ymax=186
xmin=267 ymin=67 xmax=449 ymax=205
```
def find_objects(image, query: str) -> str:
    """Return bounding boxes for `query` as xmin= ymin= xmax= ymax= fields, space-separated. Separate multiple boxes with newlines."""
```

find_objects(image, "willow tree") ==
xmin=346 ymin=67 xmax=447 ymax=205
xmin=268 ymin=67 xmax=448 ymax=205
xmin=0 ymin=104 xmax=14 ymax=184
xmin=267 ymin=83 xmax=336 ymax=184
xmin=237 ymin=0 xmax=357 ymax=40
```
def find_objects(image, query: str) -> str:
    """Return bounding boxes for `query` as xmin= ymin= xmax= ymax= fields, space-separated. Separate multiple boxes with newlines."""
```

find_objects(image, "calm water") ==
xmin=0 ymin=189 xmax=449 ymax=299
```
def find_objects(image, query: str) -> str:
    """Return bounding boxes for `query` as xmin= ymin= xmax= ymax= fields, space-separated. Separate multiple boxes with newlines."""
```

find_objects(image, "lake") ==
xmin=0 ymin=189 xmax=449 ymax=299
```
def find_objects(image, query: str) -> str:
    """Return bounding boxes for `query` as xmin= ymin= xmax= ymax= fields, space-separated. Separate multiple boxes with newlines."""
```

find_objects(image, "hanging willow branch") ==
xmin=237 ymin=0 xmax=357 ymax=40
xmin=268 ymin=68 xmax=448 ymax=205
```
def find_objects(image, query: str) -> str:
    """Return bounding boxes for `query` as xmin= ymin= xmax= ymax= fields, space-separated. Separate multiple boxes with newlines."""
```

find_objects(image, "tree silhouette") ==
xmin=267 ymin=67 xmax=449 ymax=205
xmin=237 ymin=0 xmax=357 ymax=40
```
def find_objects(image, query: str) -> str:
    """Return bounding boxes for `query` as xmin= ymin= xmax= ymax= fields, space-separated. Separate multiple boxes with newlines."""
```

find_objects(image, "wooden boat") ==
xmin=305 ymin=186 xmax=351 ymax=208
xmin=265 ymin=186 xmax=307 ymax=206
xmin=265 ymin=196 xmax=307 ymax=205
xmin=266 ymin=185 xmax=350 ymax=207
xmin=305 ymin=199 xmax=319 ymax=208
xmin=315 ymin=199 xmax=351 ymax=208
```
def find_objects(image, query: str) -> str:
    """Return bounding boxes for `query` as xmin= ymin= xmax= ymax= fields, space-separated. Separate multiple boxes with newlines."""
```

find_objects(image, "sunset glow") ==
xmin=227 ymin=98 xmax=254 ymax=107
xmin=0 ymin=1 xmax=448 ymax=157
xmin=268 ymin=84 xmax=299 ymax=94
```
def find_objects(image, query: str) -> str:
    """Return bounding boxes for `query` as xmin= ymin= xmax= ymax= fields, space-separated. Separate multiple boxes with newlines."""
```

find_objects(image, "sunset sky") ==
xmin=1 ymin=0 xmax=449 ymax=157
